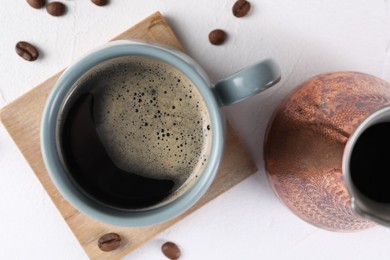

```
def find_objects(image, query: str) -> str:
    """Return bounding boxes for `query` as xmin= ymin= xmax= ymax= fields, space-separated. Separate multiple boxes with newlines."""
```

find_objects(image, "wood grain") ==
xmin=0 ymin=12 xmax=256 ymax=259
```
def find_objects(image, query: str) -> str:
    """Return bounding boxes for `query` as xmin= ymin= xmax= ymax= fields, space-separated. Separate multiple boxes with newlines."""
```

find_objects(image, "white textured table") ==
xmin=1 ymin=1 xmax=390 ymax=259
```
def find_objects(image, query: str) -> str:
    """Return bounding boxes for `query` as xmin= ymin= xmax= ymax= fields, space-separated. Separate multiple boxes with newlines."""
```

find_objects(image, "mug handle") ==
xmin=214 ymin=59 xmax=281 ymax=106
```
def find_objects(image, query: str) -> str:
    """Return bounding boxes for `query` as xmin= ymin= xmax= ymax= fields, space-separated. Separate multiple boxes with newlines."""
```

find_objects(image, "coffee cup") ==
xmin=41 ymin=40 xmax=280 ymax=226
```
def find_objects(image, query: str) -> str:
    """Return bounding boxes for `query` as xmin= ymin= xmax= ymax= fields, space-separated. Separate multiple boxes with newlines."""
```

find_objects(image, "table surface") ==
xmin=1 ymin=1 xmax=390 ymax=259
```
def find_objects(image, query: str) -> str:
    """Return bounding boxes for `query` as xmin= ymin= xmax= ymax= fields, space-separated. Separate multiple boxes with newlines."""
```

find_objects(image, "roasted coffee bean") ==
xmin=232 ymin=0 xmax=251 ymax=17
xmin=91 ymin=0 xmax=109 ymax=6
xmin=208 ymin=29 xmax=227 ymax=45
xmin=26 ymin=0 xmax=46 ymax=9
xmin=98 ymin=233 xmax=121 ymax=252
xmin=46 ymin=2 xmax=66 ymax=16
xmin=15 ymin=41 xmax=39 ymax=61
xmin=161 ymin=242 xmax=181 ymax=260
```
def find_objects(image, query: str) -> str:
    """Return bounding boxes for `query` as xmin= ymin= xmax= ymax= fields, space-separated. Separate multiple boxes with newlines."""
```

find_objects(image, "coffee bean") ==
xmin=26 ymin=0 xmax=46 ymax=9
xmin=98 ymin=233 xmax=121 ymax=252
xmin=161 ymin=242 xmax=181 ymax=260
xmin=46 ymin=2 xmax=66 ymax=16
xmin=15 ymin=41 xmax=39 ymax=61
xmin=232 ymin=0 xmax=251 ymax=17
xmin=208 ymin=29 xmax=227 ymax=45
xmin=91 ymin=0 xmax=109 ymax=6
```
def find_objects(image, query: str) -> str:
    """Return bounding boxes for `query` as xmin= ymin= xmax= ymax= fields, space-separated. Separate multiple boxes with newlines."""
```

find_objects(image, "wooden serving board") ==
xmin=0 ymin=12 xmax=256 ymax=259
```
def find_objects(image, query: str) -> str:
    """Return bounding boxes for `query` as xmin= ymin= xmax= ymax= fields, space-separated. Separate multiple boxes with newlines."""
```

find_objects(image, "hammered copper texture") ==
xmin=264 ymin=72 xmax=390 ymax=231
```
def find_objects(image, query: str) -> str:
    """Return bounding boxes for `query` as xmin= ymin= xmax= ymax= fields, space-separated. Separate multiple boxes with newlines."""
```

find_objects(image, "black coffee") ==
xmin=58 ymin=56 xmax=212 ymax=210
xmin=350 ymin=122 xmax=390 ymax=203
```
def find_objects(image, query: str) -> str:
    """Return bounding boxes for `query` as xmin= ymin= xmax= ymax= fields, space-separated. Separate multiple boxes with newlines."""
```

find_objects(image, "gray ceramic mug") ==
xmin=41 ymin=40 xmax=281 ymax=227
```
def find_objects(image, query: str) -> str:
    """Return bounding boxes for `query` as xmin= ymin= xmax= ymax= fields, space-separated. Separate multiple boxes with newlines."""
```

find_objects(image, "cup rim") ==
xmin=40 ymin=40 xmax=224 ymax=226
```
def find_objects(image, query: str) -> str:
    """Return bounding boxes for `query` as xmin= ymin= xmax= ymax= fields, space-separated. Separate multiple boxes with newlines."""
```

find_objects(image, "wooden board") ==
xmin=0 ymin=12 xmax=256 ymax=259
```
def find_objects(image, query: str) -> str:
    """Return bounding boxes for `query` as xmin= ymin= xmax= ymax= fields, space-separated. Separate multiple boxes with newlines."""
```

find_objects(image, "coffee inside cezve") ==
xmin=58 ymin=56 xmax=212 ymax=210
xmin=350 ymin=122 xmax=390 ymax=203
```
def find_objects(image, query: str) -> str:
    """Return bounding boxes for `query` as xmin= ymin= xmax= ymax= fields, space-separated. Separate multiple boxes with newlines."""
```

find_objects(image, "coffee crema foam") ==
xmin=62 ymin=55 xmax=212 ymax=208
